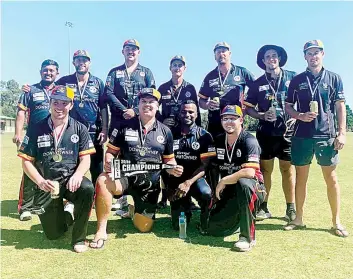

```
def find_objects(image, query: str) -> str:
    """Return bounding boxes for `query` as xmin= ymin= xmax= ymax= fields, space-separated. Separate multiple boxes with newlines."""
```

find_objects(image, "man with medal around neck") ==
xmin=284 ymin=40 xmax=348 ymax=237
xmin=90 ymin=88 xmax=183 ymax=249
xmin=198 ymin=42 xmax=255 ymax=139
xmin=17 ymin=85 xmax=96 ymax=253
xmin=206 ymin=105 xmax=266 ymax=252
xmin=244 ymin=45 xmax=296 ymax=222
xmin=157 ymin=55 xmax=201 ymax=209
xmin=15 ymin=59 xmax=59 ymax=222
xmin=104 ymin=39 xmax=156 ymax=134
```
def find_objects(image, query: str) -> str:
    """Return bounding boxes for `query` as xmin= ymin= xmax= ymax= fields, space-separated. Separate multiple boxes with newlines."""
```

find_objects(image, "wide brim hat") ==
xmin=257 ymin=45 xmax=287 ymax=70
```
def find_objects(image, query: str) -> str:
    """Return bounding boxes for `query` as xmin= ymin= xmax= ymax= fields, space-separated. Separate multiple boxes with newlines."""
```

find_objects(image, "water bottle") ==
xmin=179 ymin=212 xmax=187 ymax=239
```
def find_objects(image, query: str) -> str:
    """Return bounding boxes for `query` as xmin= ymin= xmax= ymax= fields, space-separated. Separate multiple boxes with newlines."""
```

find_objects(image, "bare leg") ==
xmin=321 ymin=166 xmax=340 ymax=226
xmin=279 ymin=160 xmax=295 ymax=204
xmin=260 ymin=159 xmax=275 ymax=202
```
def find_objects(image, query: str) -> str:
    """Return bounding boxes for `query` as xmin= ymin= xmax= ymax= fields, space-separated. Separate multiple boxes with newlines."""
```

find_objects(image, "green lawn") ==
xmin=1 ymin=133 xmax=353 ymax=279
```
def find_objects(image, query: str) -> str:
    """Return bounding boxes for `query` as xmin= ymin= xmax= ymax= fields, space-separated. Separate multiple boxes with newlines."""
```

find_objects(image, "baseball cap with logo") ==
xmin=214 ymin=42 xmax=231 ymax=52
xmin=41 ymin=59 xmax=59 ymax=69
xmin=220 ymin=105 xmax=243 ymax=117
xmin=170 ymin=55 xmax=186 ymax=66
xmin=139 ymin=88 xmax=161 ymax=102
xmin=50 ymin=85 xmax=74 ymax=102
xmin=123 ymin=39 xmax=140 ymax=49
xmin=73 ymin=50 xmax=91 ymax=60
xmin=303 ymin=40 xmax=324 ymax=53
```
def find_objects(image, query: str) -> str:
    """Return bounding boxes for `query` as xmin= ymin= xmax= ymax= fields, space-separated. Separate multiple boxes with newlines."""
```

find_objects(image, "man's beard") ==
xmin=75 ymin=67 xmax=88 ymax=75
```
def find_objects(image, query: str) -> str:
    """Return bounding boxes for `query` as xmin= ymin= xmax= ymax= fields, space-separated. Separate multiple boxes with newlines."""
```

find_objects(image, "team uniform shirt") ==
xmin=17 ymin=82 xmax=54 ymax=128
xmin=104 ymin=64 xmax=155 ymax=123
xmin=286 ymin=68 xmax=345 ymax=139
xmin=158 ymin=79 xmax=201 ymax=126
xmin=244 ymin=69 xmax=296 ymax=136
xmin=107 ymin=117 xmax=174 ymax=177
xmin=56 ymin=73 xmax=106 ymax=142
xmin=199 ymin=64 xmax=255 ymax=128
xmin=212 ymin=130 xmax=263 ymax=183
xmin=169 ymin=124 xmax=215 ymax=183
xmin=18 ymin=116 xmax=96 ymax=181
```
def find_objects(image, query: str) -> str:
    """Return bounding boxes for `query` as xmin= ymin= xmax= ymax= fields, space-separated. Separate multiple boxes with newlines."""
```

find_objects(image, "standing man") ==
xmin=165 ymin=100 xmax=214 ymax=232
xmin=157 ymin=55 xmax=201 ymax=209
xmin=56 ymin=50 xmax=108 ymax=186
xmin=104 ymin=39 xmax=155 ymax=211
xmin=18 ymin=85 xmax=96 ymax=253
xmin=14 ymin=59 xmax=59 ymax=221
xmin=90 ymin=88 xmax=183 ymax=248
xmin=244 ymin=45 xmax=296 ymax=221
xmin=198 ymin=42 xmax=255 ymax=139
xmin=284 ymin=40 xmax=348 ymax=237
xmin=207 ymin=105 xmax=266 ymax=252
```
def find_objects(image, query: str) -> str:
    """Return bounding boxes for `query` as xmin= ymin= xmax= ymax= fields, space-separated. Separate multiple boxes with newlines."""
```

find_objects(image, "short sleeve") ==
xmin=17 ymin=92 xmax=30 ymax=111
xmin=17 ymin=129 xmax=37 ymax=161
xmin=106 ymin=127 xmax=123 ymax=152
xmin=162 ymin=128 xmax=175 ymax=162
xmin=244 ymin=83 xmax=258 ymax=108
xmin=198 ymin=75 xmax=214 ymax=100
xmin=286 ymin=78 xmax=297 ymax=105
xmin=241 ymin=136 xmax=261 ymax=170
xmin=98 ymin=78 xmax=107 ymax=109
xmin=199 ymin=132 xmax=216 ymax=160
xmin=334 ymin=75 xmax=345 ymax=102
xmin=244 ymin=69 xmax=256 ymax=86
xmin=78 ymin=125 xmax=96 ymax=156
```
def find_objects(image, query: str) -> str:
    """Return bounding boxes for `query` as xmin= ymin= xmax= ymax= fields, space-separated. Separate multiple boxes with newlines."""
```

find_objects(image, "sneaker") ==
xmin=64 ymin=202 xmax=74 ymax=226
xmin=19 ymin=211 xmax=32 ymax=221
xmin=111 ymin=196 xmax=128 ymax=211
xmin=233 ymin=236 xmax=256 ymax=252
xmin=285 ymin=208 xmax=296 ymax=222
xmin=256 ymin=209 xmax=272 ymax=221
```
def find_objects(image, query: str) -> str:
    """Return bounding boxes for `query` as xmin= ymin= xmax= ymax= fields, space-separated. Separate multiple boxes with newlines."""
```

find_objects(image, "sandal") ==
xmin=331 ymin=225 xmax=349 ymax=238
xmin=73 ymin=240 xmax=89 ymax=253
xmin=284 ymin=223 xmax=307 ymax=231
xmin=89 ymin=238 xmax=107 ymax=249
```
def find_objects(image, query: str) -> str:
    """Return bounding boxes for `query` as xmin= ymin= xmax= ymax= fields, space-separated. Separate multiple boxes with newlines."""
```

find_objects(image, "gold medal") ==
xmin=53 ymin=153 xmax=62 ymax=162
xmin=139 ymin=149 xmax=146 ymax=156
xmin=79 ymin=102 xmax=84 ymax=108
xmin=217 ymin=91 xmax=224 ymax=96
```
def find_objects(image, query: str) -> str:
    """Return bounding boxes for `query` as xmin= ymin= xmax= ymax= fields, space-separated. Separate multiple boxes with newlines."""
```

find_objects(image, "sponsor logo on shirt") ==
xmin=192 ymin=142 xmax=200 ymax=150
xmin=209 ymin=78 xmax=219 ymax=87
xmin=299 ymin=82 xmax=308 ymax=90
xmin=259 ymin=85 xmax=270 ymax=92
xmin=71 ymin=134 xmax=79 ymax=143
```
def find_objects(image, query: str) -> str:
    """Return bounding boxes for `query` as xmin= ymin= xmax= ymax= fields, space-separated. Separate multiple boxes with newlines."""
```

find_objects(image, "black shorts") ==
xmin=256 ymin=132 xmax=291 ymax=161
xmin=114 ymin=172 xmax=161 ymax=215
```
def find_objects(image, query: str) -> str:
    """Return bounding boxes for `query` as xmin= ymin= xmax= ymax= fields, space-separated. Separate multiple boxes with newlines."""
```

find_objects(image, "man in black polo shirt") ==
xmin=284 ymin=40 xmax=348 ymax=237
xmin=18 ymin=85 xmax=96 ymax=253
xmin=90 ymin=88 xmax=183 ymax=249
xmin=15 ymin=59 xmax=59 ymax=221
xmin=157 ymin=55 xmax=201 ymax=209
xmin=55 ymin=50 xmax=108 ymax=186
xmin=105 ymin=39 xmax=156 ymax=211
xmin=244 ymin=45 xmax=296 ymax=221
xmin=198 ymin=42 xmax=255 ymax=139
xmin=206 ymin=105 xmax=266 ymax=252
xmin=165 ymin=100 xmax=214 ymax=231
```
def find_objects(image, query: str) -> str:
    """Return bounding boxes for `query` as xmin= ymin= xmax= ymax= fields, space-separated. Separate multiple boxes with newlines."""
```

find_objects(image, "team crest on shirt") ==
xmin=71 ymin=134 xmax=79 ymax=143
xmin=140 ymin=72 xmax=145 ymax=77
xmin=322 ymin=83 xmax=328 ymax=90
xmin=236 ymin=149 xmax=241 ymax=157
xmin=185 ymin=91 xmax=191 ymax=98
xmin=89 ymin=86 xmax=97 ymax=93
xmin=157 ymin=135 xmax=165 ymax=144
xmin=234 ymin=76 xmax=241 ymax=82
xmin=116 ymin=71 xmax=124 ymax=78
xmin=285 ymin=81 xmax=291 ymax=87
xmin=192 ymin=142 xmax=200 ymax=150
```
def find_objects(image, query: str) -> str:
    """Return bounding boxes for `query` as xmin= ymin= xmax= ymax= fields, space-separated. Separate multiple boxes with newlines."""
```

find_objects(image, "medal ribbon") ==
xmin=139 ymin=120 xmax=147 ymax=147
xmin=265 ymin=70 xmax=283 ymax=102
xmin=306 ymin=70 xmax=325 ymax=100
xmin=51 ymin=119 xmax=68 ymax=155
xmin=76 ymin=74 xmax=89 ymax=103
xmin=225 ymin=134 xmax=237 ymax=163
xmin=218 ymin=66 xmax=231 ymax=91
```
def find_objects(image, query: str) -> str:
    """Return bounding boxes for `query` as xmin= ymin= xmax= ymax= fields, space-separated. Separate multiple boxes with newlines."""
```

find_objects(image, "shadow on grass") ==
xmin=1 ymin=224 xmax=72 ymax=251
xmin=1 ymin=199 xmax=20 ymax=220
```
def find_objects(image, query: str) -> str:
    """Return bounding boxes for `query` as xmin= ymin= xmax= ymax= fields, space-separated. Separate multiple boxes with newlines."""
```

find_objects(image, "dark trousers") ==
xmin=90 ymin=143 xmax=103 ymax=186
xmin=208 ymin=178 xmax=265 ymax=242
xmin=18 ymin=173 xmax=36 ymax=214
xmin=36 ymin=177 xmax=94 ymax=245
xmin=169 ymin=178 xmax=212 ymax=230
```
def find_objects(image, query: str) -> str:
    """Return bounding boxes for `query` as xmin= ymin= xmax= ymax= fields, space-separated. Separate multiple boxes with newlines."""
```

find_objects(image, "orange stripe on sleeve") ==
xmin=17 ymin=152 xmax=34 ymax=161
xmin=243 ymin=101 xmax=255 ymax=108
xmin=79 ymin=148 xmax=96 ymax=157
xmin=200 ymin=152 xmax=216 ymax=159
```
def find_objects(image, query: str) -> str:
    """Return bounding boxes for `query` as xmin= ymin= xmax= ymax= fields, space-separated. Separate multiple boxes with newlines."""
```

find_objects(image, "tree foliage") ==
xmin=0 ymin=79 xmax=21 ymax=118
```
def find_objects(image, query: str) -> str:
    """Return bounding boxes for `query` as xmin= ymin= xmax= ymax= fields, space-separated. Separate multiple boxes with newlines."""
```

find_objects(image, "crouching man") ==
xmin=165 ymin=100 xmax=214 ymax=231
xmin=17 ymin=85 xmax=96 ymax=253
xmin=207 ymin=105 xmax=266 ymax=252
xmin=91 ymin=88 xmax=183 ymax=249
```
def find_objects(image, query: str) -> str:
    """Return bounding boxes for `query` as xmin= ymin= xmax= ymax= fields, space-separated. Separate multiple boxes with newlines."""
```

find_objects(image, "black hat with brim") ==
xmin=257 ymin=45 xmax=287 ymax=70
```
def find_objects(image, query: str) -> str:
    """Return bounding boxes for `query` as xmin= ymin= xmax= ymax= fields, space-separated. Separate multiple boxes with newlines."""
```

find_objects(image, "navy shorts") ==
xmin=291 ymin=137 xmax=338 ymax=166
xmin=256 ymin=132 xmax=291 ymax=161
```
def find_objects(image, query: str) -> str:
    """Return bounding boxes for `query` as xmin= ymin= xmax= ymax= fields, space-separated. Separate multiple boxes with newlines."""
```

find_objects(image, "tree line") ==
xmin=1 ymin=79 xmax=353 ymax=132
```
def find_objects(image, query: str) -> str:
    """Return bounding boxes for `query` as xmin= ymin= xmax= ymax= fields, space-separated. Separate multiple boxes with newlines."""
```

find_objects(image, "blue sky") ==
xmin=1 ymin=1 xmax=352 ymax=106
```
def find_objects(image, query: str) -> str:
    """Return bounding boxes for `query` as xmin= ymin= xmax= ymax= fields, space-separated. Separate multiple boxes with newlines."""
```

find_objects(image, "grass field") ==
xmin=1 ymin=133 xmax=353 ymax=279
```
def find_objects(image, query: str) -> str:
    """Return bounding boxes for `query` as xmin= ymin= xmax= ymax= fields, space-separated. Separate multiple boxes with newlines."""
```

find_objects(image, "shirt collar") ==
xmin=306 ymin=67 xmax=325 ymax=80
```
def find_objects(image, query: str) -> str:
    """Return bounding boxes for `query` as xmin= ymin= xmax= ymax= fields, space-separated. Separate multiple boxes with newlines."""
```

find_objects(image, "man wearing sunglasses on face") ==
xmin=206 ymin=105 xmax=266 ymax=252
